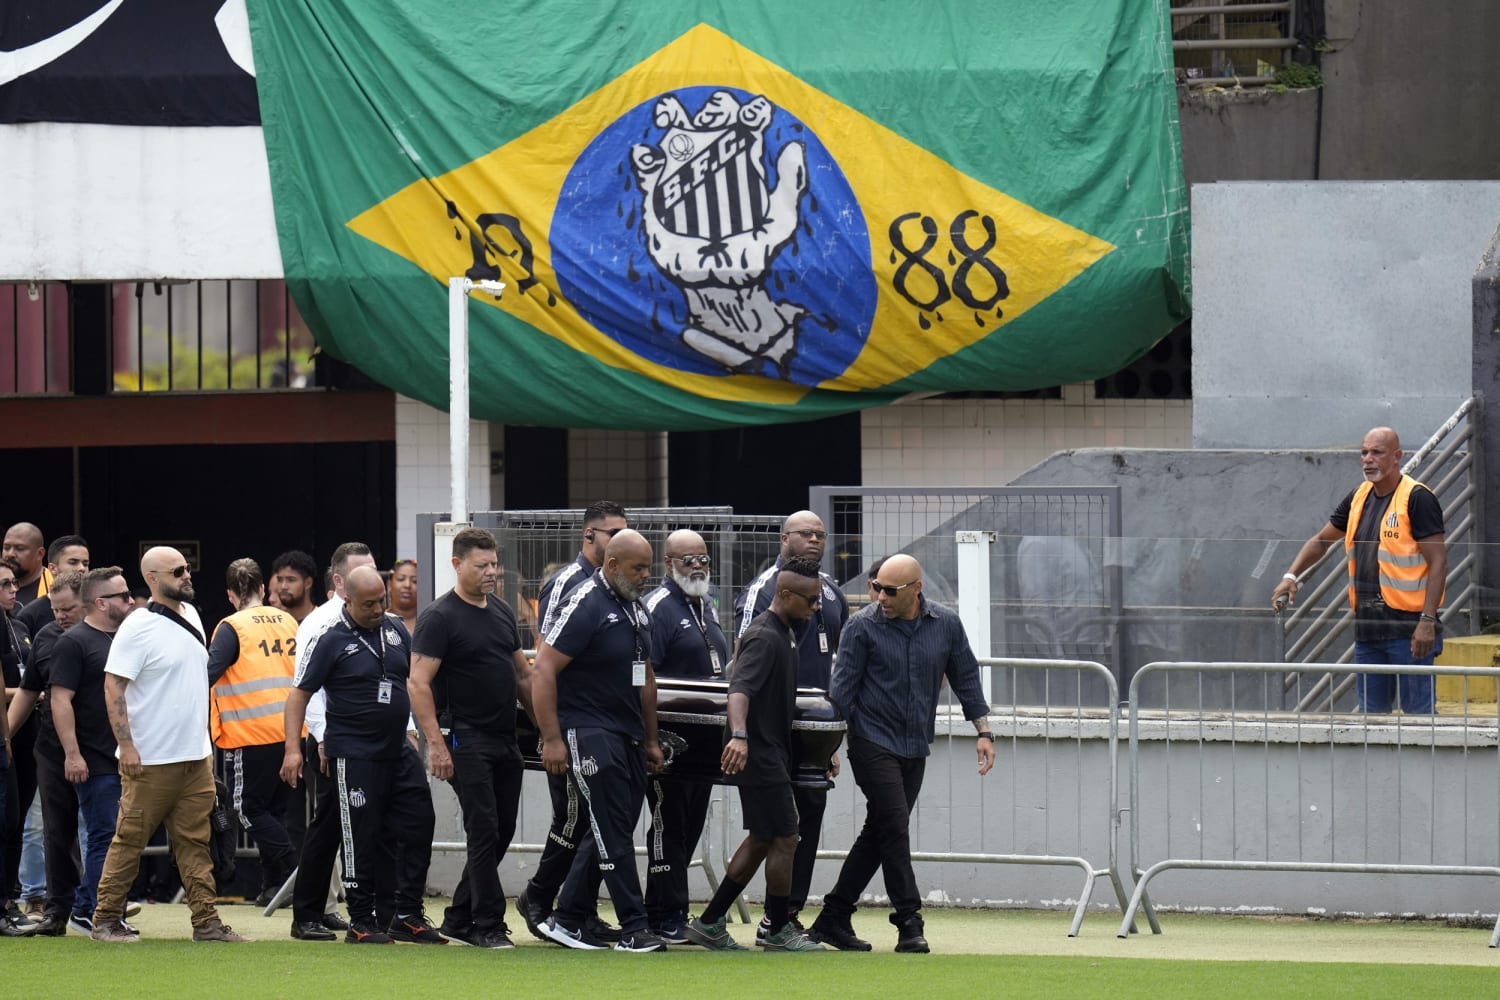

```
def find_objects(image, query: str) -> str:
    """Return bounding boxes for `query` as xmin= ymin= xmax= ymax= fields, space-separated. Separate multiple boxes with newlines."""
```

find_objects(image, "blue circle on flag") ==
xmin=552 ymin=86 xmax=874 ymax=385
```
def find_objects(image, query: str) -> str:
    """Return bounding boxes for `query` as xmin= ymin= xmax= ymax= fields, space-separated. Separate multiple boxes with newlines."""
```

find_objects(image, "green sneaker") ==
xmin=762 ymin=923 xmax=826 ymax=952
xmin=684 ymin=916 xmax=746 ymax=951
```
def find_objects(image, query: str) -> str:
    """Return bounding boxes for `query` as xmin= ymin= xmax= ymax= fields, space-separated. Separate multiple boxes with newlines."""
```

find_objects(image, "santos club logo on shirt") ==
xmin=348 ymin=789 xmax=367 ymax=809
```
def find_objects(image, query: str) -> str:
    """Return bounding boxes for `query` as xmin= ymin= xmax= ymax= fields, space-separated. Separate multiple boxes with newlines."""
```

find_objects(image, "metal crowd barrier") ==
xmin=1118 ymin=660 xmax=1500 ymax=947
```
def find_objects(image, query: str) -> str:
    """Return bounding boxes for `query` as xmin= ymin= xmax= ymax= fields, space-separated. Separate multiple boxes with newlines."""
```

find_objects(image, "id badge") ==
xmin=377 ymin=679 xmax=393 ymax=704
xmin=818 ymin=629 xmax=829 ymax=654
xmin=632 ymin=660 xmax=647 ymax=687
xmin=709 ymin=648 xmax=722 ymax=676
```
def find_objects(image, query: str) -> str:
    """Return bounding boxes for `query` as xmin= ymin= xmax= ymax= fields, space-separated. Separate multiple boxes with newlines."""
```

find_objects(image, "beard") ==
xmin=671 ymin=565 xmax=711 ymax=599
xmin=612 ymin=575 xmax=640 ymax=601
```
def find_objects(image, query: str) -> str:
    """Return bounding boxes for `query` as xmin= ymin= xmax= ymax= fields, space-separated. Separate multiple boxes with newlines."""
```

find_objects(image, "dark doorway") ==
xmin=668 ymin=412 xmax=862 ymax=515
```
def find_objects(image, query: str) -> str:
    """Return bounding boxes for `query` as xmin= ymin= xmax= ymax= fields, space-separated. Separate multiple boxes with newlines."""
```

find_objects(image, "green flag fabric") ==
xmin=246 ymin=1 xmax=1189 ymax=430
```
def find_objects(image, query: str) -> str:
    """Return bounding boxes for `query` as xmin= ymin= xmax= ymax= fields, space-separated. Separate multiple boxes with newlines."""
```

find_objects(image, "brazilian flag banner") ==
xmin=246 ymin=1 xmax=1188 ymax=429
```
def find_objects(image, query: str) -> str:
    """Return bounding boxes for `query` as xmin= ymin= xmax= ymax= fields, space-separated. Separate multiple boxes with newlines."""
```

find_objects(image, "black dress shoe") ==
xmin=807 ymin=915 xmax=873 ymax=952
xmin=31 ymin=912 xmax=70 ymax=937
xmin=291 ymin=920 xmax=337 ymax=941
xmin=894 ymin=932 xmax=930 ymax=953
xmin=320 ymin=912 xmax=351 ymax=932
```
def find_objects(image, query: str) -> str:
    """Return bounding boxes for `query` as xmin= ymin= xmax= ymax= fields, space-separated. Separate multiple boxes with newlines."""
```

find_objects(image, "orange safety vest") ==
xmin=210 ymin=605 xmax=299 ymax=749
xmin=1344 ymin=474 xmax=1443 ymax=613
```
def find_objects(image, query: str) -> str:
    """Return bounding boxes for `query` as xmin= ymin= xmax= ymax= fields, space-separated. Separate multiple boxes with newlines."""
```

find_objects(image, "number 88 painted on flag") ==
xmin=889 ymin=210 xmax=1011 ymax=316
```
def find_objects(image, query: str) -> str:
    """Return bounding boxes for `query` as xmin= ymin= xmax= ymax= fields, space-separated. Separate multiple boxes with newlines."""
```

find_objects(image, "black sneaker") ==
xmin=438 ymin=918 xmax=474 ymax=943
xmin=614 ymin=928 xmax=668 ymax=953
xmin=388 ymin=911 xmax=448 ymax=944
xmin=67 ymin=912 xmax=94 ymax=936
xmin=583 ymin=913 xmax=621 ymax=943
xmin=515 ymin=886 xmax=551 ymax=942
xmin=471 ymin=927 xmax=515 ymax=949
xmin=0 ymin=911 xmax=39 ymax=937
xmin=651 ymin=912 xmax=689 ymax=945
xmin=320 ymin=911 xmax=351 ymax=932
xmin=539 ymin=915 xmax=607 ymax=950
xmin=345 ymin=919 xmax=393 ymax=944
xmin=807 ymin=914 xmax=872 ymax=952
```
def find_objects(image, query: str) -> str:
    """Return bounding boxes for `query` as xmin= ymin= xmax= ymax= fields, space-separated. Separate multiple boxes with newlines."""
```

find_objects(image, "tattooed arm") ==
xmin=103 ymin=674 xmax=142 ymax=777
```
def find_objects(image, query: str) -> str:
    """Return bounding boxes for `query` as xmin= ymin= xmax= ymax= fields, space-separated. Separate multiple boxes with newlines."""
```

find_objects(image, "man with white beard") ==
xmin=640 ymin=530 xmax=729 ymax=943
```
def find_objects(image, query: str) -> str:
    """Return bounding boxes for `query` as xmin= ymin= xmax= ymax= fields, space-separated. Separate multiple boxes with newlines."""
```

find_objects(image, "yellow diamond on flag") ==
xmin=347 ymin=23 xmax=1114 ymax=400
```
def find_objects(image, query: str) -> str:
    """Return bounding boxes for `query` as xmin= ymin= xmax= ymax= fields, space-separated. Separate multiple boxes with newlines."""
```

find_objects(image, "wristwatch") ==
xmin=730 ymin=731 xmax=748 ymax=741
xmin=976 ymin=732 xmax=994 ymax=741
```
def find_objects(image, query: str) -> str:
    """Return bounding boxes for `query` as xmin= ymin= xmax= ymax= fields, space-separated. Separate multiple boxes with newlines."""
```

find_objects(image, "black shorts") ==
xmin=737 ymin=782 xmax=799 ymax=839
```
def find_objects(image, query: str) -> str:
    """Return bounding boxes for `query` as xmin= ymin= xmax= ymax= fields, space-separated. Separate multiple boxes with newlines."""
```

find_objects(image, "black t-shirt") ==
xmin=16 ymin=593 xmax=56 ymax=637
xmin=542 ymin=570 xmax=652 ymax=739
xmin=412 ymin=590 xmax=522 ymax=732
xmin=728 ymin=610 xmax=799 ymax=787
xmin=297 ymin=611 xmax=413 ymax=760
xmin=2 ymin=612 xmax=29 ymax=688
xmin=21 ymin=621 xmax=64 ymax=748
xmin=733 ymin=559 xmax=849 ymax=689
xmin=46 ymin=621 xmax=118 ymax=774
xmin=1330 ymin=482 xmax=1444 ymax=640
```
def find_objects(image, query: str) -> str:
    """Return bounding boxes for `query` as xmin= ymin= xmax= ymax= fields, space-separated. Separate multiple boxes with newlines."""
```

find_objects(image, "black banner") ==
xmin=0 ymin=0 xmax=259 ymax=126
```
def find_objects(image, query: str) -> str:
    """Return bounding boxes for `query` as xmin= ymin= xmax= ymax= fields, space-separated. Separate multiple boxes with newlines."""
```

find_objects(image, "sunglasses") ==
xmin=97 ymin=591 xmax=133 ymax=602
xmin=872 ymin=580 xmax=917 ymax=597
xmin=154 ymin=564 xmax=190 ymax=578
xmin=673 ymin=554 xmax=711 ymax=568
xmin=784 ymin=589 xmax=822 ymax=607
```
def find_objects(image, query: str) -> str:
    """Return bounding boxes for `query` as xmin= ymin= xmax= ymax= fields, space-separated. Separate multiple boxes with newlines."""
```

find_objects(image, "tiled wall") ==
xmin=566 ymin=428 xmax=669 ymax=508
xmin=394 ymin=394 xmax=493 ymax=561
xmin=860 ymin=384 xmax=1193 ymax=486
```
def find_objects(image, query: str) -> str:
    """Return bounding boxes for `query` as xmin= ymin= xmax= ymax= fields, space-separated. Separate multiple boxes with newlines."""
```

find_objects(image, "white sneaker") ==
xmin=540 ymin=916 xmax=608 ymax=950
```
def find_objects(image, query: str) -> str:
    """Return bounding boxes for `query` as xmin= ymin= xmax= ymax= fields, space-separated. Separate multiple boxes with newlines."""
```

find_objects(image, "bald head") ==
xmin=665 ymin=528 xmax=711 ymax=598
xmin=141 ymin=546 xmax=194 ymax=605
xmin=1360 ymin=426 xmax=1404 ymax=492
xmin=873 ymin=554 xmax=923 ymax=620
xmin=344 ymin=564 xmax=388 ymax=629
xmin=3 ymin=522 xmax=45 ymax=578
xmin=605 ymin=528 xmax=654 ymax=601
xmin=780 ymin=509 xmax=827 ymax=563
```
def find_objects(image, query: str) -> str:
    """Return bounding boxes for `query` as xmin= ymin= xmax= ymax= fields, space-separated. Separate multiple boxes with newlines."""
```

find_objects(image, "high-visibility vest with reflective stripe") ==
xmin=1345 ymin=474 xmax=1443 ymax=613
xmin=211 ymin=606 xmax=298 ymax=748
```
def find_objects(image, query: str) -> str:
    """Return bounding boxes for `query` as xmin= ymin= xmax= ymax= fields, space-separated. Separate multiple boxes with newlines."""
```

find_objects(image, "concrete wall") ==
xmin=1178 ymin=88 xmax=1319 ymax=186
xmin=1319 ymin=0 xmax=1500 ymax=180
xmin=1190 ymin=181 xmax=1500 ymax=450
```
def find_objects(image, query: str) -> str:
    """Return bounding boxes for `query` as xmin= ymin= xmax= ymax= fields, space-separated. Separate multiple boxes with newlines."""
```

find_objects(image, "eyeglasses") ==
xmin=0 ymin=579 xmax=17 ymax=590
xmin=788 ymin=529 xmax=828 ymax=541
xmin=672 ymin=554 xmax=711 ymax=568
xmin=97 ymin=591 xmax=133 ymax=602
xmin=872 ymin=580 xmax=917 ymax=597
xmin=153 ymin=565 xmax=190 ymax=578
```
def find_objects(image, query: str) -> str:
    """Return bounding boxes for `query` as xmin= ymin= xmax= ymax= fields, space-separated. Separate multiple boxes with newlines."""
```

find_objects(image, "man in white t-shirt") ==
xmin=90 ymin=547 xmax=250 ymax=944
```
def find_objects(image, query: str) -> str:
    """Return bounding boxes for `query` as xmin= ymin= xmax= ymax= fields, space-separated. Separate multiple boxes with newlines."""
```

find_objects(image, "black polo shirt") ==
xmin=45 ymin=621 xmax=117 ymax=774
xmin=412 ymin=589 xmax=522 ymax=733
xmin=542 ymin=569 xmax=652 ymax=739
xmin=297 ymin=610 xmax=413 ymax=760
xmin=644 ymin=577 xmax=728 ymax=680
xmin=728 ymin=609 xmax=799 ymax=786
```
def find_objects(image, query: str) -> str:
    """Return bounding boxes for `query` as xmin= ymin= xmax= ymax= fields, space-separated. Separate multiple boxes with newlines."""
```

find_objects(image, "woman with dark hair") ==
xmin=389 ymin=560 xmax=420 ymax=635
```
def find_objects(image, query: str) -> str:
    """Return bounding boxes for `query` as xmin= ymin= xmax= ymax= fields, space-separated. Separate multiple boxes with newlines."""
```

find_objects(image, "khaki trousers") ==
xmin=94 ymin=756 xmax=222 ymax=928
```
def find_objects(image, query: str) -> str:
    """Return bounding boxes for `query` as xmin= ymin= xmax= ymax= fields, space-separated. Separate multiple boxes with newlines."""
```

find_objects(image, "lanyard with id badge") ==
xmin=684 ymin=597 xmax=723 ymax=677
xmin=344 ymin=608 xmax=394 ymax=703
xmin=613 ymin=592 xmax=648 ymax=687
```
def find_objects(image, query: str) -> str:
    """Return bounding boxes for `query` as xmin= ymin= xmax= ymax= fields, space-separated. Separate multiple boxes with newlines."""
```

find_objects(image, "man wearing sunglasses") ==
xmin=641 ymin=529 xmax=730 ymax=942
xmin=92 ymin=547 xmax=248 ymax=943
xmin=732 ymin=509 xmax=848 ymax=943
xmin=44 ymin=566 xmax=133 ymax=937
xmin=810 ymin=554 xmax=994 ymax=954
xmin=517 ymin=500 xmax=628 ymax=944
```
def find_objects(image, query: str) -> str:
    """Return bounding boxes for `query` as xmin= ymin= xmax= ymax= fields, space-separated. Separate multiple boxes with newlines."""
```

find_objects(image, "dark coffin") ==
xmin=517 ymin=678 xmax=845 ymax=789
